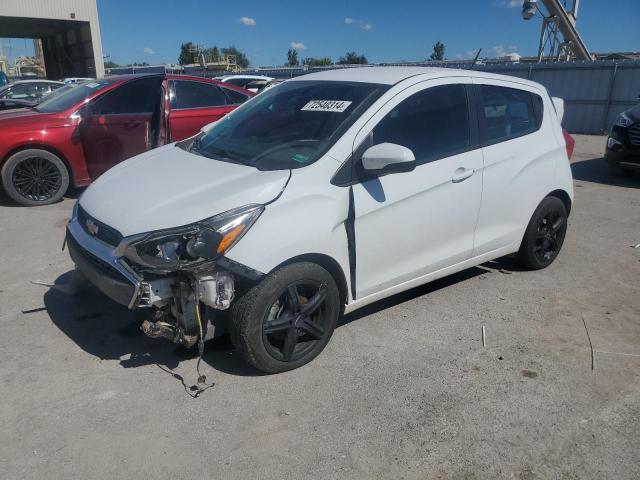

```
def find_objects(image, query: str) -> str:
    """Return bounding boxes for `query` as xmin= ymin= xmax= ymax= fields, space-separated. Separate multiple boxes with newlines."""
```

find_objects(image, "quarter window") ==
xmin=172 ymin=80 xmax=228 ymax=109
xmin=371 ymin=84 xmax=471 ymax=163
xmin=477 ymin=85 xmax=541 ymax=143
xmin=222 ymin=87 xmax=249 ymax=104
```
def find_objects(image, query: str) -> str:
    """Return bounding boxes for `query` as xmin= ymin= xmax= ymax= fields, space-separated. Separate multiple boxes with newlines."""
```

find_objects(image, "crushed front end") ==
xmin=66 ymin=202 xmax=264 ymax=347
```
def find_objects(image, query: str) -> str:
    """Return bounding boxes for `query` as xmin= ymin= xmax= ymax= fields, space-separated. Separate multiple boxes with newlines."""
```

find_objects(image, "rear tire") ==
xmin=229 ymin=262 xmax=340 ymax=374
xmin=1 ymin=149 xmax=69 ymax=206
xmin=517 ymin=196 xmax=568 ymax=270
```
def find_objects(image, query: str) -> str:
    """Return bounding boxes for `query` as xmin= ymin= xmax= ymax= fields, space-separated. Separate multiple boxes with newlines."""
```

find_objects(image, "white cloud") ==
xmin=344 ymin=17 xmax=373 ymax=31
xmin=239 ymin=16 xmax=256 ymax=26
xmin=488 ymin=45 xmax=519 ymax=58
xmin=493 ymin=0 xmax=523 ymax=7
xmin=143 ymin=47 xmax=155 ymax=54
xmin=455 ymin=50 xmax=479 ymax=60
xmin=290 ymin=41 xmax=306 ymax=50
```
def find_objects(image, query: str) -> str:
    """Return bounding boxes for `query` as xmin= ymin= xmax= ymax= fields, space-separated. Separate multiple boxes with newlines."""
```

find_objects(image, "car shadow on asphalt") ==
xmin=46 ymin=264 xmax=498 ymax=378
xmin=571 ymin=157 xmax=639 ymax=188
xmin=44 ymin=271 xmax=263 ymax=377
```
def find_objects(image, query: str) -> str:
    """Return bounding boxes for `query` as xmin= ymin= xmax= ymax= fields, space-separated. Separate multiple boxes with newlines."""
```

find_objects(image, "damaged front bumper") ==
xmin=66 ymin=215 xmax=263 ymax=345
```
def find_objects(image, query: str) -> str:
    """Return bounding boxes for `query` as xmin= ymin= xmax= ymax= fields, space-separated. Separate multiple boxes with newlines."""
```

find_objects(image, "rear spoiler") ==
xmin=552 ymin=97 xmax=565 ymax=123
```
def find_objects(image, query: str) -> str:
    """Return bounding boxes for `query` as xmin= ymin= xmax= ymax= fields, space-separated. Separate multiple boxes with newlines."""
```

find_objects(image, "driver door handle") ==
xmin=124 ymin=120 xmax=143 ymax=129
xmin=452 ymin=167 xmax=475 ymax=183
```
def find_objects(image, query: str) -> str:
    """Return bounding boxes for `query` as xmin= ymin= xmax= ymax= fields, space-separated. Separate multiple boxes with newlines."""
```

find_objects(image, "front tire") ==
xmin=517 ymin=196 xmax=568 ymax=270
xmin=1 ymin=149 xmax=69 ymax=206
xmin=229 ymin=262 xmax=340 ymax=374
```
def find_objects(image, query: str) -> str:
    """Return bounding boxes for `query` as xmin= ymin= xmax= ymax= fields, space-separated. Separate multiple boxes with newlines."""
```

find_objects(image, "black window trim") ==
xmin=91 ymin=76 xmax=163 ymax=116
xmin=219 ymin=85 xmax=250 ymax=106
xmin=332 ymin=83 xmax=480 ymax=187
xmin=169 ymin=79 xmax=231 ymax=111
xmin=471 ymin=83 xmax=544 ymax=149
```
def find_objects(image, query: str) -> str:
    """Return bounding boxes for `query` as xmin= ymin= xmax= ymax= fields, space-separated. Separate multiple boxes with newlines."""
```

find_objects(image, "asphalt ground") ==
xmin=0 ymin=134 xmax=638 ymax=479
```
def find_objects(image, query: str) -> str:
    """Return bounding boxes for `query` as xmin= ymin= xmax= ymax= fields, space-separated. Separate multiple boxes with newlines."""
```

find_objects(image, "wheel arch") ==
xmin=2 ymin=143 xmax=75 ymax=185
xmin=547 ymin=188 xmax=572 ymax=215
xmin=274 ymin=253 xmax=349 ymax=308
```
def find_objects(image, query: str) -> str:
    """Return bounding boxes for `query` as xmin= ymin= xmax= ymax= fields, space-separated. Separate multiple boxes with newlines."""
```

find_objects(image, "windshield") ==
xmin=36 ymin=79 xmax=113 ymax=113
xmin=189 ymin=80 xmax=387 ymax=170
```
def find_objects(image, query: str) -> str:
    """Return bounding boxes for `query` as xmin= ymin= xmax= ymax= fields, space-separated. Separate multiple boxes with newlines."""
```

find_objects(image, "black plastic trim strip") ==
xmin=344 ymin=186 xmax=357 ymax=300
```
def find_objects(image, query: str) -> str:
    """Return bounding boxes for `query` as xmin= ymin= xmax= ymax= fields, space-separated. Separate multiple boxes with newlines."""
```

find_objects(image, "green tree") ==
xmin=302 ymin=57 xmax=333 ymax=66
xmin=430 ymin=41 xmax=445 ymax=61
xmin=286 ymin=48 xmax=299 ymax=66
xmin=178 ymin=42 xmax=194 ymax=65
xmin=104 ymin=61 xmax=120 ymax=69
xmin=221 ymin=46 xmax=249 ymax=68
xmin=212 ymin=46 xmax=220 ymax=62
xmin=337 ymin=52 xmax=368 ymax=65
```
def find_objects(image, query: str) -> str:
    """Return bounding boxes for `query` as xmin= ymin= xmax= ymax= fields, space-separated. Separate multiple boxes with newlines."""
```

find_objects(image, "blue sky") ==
xmin=2 ymin=0 xmax=639 ymax=67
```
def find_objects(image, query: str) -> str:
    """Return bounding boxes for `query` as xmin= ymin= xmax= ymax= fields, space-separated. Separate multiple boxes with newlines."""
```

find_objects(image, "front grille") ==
xmin=629 ymin=123 xmax=640 ymax=146
xmin=67 ymin=234 xmax=122 ymax=279
xmin=77 ymin=206 xmax=123 ymax=247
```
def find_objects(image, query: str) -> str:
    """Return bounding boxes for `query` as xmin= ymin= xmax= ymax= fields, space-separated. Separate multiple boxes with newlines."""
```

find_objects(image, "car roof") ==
xmin=291 ymin=66 xmax=542 ymax=88
xmin=218 ymin=75 xmax=273 ymax=80
xmin=8 ymin=79 xmax=65 ymax=85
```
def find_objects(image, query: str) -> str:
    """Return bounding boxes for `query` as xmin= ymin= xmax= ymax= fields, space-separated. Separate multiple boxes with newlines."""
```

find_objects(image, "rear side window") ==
xmin=171 ymin=80 xmax=229 ymax=109
xmin=371 ymin=84 xmax=471 ymax=163
xmin=222 ymin=87 xmax=249 ymax=104
xmin=477 ymin=85 xmax=542 ymax=144
xmin=97 ymin=77 xmax=162 ymax=114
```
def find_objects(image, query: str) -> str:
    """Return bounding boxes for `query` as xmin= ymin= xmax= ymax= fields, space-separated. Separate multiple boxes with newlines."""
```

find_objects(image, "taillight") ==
xmin=562 ymin=129 xmax=575 ymax=159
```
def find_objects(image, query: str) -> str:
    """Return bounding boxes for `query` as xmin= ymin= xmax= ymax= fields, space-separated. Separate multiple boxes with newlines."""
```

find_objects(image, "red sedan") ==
xmin=0 ymin=74 xmax=255 ymax=205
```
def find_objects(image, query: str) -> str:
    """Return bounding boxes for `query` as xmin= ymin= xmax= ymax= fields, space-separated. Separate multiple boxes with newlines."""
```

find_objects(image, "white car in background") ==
xmin=66 ymin=67 xmax=574 ymax=374
xmin=214 ymin=74 xmax=274 ymax=92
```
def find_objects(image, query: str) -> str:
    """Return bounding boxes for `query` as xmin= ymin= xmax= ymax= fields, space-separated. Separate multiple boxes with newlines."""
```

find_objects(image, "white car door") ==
xmin=471 ymin=80 xmax=557 ymax=256
xmin=351 ymin=79 xmax=483 ymax=298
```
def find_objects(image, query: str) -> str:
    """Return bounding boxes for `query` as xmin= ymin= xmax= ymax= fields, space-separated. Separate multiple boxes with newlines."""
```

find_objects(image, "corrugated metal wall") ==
xmin=478 ymin=61 xmax=639 ymax=134
xmin=248 ymin=60 xmax=640 ymax=135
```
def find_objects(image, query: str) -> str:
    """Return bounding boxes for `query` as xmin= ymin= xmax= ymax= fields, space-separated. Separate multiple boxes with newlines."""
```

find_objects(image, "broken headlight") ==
xmin=123 ymin=204 xmax=263 ymax=271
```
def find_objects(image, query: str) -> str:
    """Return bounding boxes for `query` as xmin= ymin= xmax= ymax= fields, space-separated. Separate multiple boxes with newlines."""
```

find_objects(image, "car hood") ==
xmin=0 ymin=107 xmax=58 ymax=125
xmin=79 ymin=144 xmax=291 ymax=237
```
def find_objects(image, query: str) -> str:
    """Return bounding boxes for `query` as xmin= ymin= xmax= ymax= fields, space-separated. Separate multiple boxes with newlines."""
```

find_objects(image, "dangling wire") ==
xmin=193 ymin=301 xmax=215 ymax=395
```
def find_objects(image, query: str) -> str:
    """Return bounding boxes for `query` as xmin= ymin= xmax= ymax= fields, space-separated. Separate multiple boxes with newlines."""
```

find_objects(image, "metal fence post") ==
xmin=601 ymin=63 xmax=618 ymax=134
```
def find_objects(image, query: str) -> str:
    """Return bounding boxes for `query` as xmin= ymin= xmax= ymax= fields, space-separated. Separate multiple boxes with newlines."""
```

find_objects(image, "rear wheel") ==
xmin=1 ymin=149 xmax=69 ymax=206
xmin=229 ymin=262 xmax=340 ymax=374
xmin=517 ymin=196 xmax=568 ymax=270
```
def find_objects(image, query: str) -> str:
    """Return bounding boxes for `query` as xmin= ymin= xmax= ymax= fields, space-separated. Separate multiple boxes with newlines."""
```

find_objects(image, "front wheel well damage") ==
xmin=274 ymin=254 xmax=349 ymax=308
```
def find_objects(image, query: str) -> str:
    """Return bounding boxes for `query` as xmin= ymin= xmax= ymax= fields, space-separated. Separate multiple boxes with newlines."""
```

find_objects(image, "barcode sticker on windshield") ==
xmin=301 ymin=100 xmax=352 ymax=112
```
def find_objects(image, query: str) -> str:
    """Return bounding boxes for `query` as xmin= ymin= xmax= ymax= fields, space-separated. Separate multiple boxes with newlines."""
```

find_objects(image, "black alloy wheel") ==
xmin=12 ymin=156 xmax=63 ymax=202
xmin=1 ymin=148 xmax=69 ymax=206
xmin=517 ymin=196 xmax=568 ymax=270
xmin=532 ymin=209 xmax=565 ymax=264
xmin=262 ymin=282 xmax=330 ymax=362
xmin=229 ymin=262 xmax=340 ymax=373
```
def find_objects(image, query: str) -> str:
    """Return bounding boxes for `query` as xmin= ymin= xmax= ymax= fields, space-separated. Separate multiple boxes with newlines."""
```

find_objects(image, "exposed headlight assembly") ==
xmin=614 ymin=112 xmax=633 ymax=128
xmin=123 ymin=204 xmax=263 ymax=271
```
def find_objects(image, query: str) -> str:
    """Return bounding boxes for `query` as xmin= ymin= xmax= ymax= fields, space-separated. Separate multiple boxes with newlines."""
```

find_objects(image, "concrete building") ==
xmin=0 ymin=0 xmax=104 ymax=78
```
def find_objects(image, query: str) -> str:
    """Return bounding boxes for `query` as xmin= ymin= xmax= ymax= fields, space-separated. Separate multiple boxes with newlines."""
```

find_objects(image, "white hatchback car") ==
xmin=66 ymin=67 xmax=574 ymax=373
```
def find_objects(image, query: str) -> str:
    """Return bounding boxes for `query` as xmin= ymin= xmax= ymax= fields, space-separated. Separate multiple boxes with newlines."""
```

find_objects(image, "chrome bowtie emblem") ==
xmin=86 ymin=219 xmax=99 ymax=236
